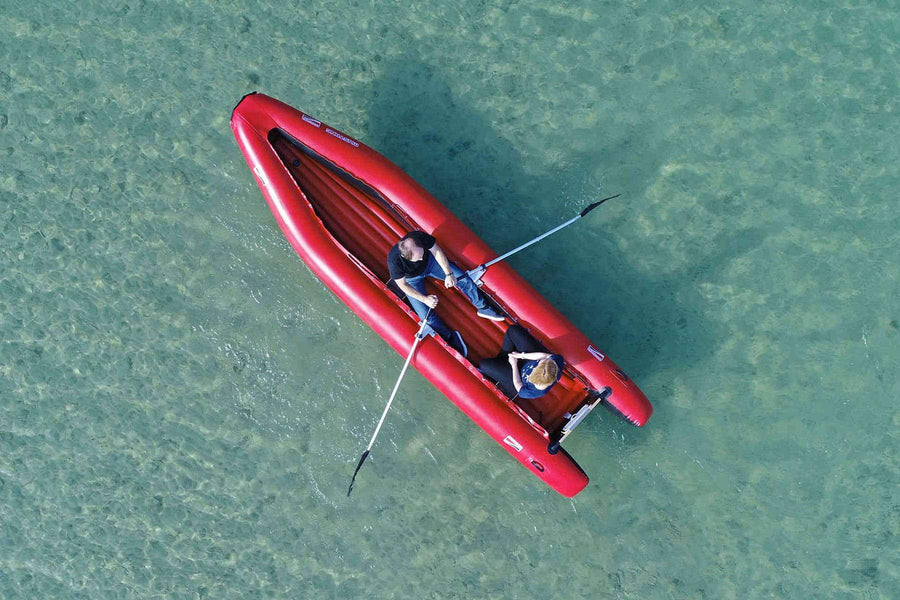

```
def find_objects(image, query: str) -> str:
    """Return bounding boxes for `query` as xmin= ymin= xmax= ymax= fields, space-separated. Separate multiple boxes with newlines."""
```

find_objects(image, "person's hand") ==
xmin=444 ymin=273 xmax=457 ymax=289
xmin=508 ymin=352 xmax=525 ymax=359
xmin=423 ymin=295 xmax=439 ymax=309
xmin=508 ymin=353 xmax=519 ymax=365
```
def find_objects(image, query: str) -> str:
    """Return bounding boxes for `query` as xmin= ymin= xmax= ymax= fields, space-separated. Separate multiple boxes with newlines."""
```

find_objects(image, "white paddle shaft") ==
xmin=363 ymin=315 xmax=431 ymax=452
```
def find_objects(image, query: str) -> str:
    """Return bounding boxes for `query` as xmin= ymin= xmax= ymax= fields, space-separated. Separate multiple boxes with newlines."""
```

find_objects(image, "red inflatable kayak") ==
xmin=231 ymin=93 xmax=652 ymax=497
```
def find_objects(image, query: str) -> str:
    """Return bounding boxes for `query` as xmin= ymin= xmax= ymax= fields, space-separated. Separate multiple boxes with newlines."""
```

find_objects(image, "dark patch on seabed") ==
xmin=364 ymin=58 xmax=741 ymax=387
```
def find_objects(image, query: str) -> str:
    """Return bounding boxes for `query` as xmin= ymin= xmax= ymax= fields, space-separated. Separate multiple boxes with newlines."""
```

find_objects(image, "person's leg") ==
xmin=422 ymin=255 xmax=489 ymax=311
xmin=478 ymin=357 xmax=517 ymax=397
xmin=404 ymin=274 xmax=453 ymax=340
xmin=502 ymin=324 xmax=547 ymax=354
xmin=500 ymin=328 xmax=516 ymax=354
xmin=448 ymin=264 xmax=487 ymax=310
xmin=412 ymin=257 xmax=469 ymax=355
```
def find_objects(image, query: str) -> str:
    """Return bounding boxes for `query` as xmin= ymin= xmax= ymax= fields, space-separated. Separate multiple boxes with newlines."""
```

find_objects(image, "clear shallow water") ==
xmin=1 ymin=1 xmax=897 ymax=598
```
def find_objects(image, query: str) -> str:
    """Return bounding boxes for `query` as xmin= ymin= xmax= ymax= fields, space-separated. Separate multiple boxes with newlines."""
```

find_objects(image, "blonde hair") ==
xmin=526 ymin=358 xmax=558 ymax=389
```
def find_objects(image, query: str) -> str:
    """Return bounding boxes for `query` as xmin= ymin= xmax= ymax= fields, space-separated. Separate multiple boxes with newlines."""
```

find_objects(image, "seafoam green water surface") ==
xmin=1 ymin=1 xmax=897 ymax=598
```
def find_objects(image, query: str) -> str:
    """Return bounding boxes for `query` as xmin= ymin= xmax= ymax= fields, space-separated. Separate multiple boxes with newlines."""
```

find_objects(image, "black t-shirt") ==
xmin=387 ymin=231 xmax=436 ymax=280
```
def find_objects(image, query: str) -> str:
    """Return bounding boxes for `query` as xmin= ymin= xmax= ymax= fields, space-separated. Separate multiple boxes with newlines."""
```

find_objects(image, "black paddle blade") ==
xmin=347 ymin=450 xmax=370 ymax=497
xmin=579 ymin=193 xmax=621 ymax=217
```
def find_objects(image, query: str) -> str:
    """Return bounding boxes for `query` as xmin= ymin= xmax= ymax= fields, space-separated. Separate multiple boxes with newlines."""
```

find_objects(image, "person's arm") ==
xmin=395 ymin=278 xmax=438 ymax=308
xmin=508 ymin=355 xmax=524 ymax=392
xmin=509 ymin=351 xmax=552 ymax=361
xmin=429 ymin=244 xmax=458 ymax=289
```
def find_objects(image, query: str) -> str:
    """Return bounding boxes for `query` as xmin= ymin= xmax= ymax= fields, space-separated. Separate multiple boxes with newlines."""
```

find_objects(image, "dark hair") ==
xmin=398 ymin=236 xmax=420 ymax=260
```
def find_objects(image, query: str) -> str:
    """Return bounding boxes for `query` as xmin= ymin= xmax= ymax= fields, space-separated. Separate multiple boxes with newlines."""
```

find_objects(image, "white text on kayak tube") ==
xmin=326 ymin=127 xmax=360 ymax=147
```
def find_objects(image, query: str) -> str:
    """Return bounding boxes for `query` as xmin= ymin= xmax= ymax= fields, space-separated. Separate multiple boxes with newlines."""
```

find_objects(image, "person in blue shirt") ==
xmin=479 ymin=325 xmax=564 ymax=399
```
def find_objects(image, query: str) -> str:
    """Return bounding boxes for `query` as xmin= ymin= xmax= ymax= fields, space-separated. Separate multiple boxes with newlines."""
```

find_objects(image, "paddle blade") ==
xmin=579 ymin=193 xmax=621 ymax=217
xmin=347 ymin=450 xmax=370 ymax=497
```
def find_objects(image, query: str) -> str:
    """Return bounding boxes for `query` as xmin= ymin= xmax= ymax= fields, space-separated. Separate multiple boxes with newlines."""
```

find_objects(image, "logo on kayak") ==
xmin=587 ymin=345 xmax=605 ymax=361
xmin=503 ymin=435 xmax=523 ymax=452
xmin=326 ymin=127 xmax=360 ymax=147
xmin=302 ymin=114 xmax=321 ymax=128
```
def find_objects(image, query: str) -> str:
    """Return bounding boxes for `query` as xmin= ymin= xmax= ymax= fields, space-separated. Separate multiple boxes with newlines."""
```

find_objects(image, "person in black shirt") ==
xmin=387 ymin=231 xmax=505 ymax=356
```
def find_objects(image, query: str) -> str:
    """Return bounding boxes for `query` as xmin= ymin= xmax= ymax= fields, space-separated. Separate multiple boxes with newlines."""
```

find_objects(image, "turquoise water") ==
xmin=1 ymin=1 xmax=897 ymax=598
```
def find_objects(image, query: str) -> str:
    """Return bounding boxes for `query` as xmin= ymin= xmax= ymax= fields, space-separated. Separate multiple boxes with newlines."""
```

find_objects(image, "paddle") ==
xmin=463 ymin=194 xmax=621 ymax=285
xmin=347 ymin=308 xmax=434 ymax=497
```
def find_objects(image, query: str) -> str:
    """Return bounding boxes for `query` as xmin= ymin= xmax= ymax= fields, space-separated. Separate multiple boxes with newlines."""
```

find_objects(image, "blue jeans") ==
xmin=405 ymin=254 xmax=487 ymax=340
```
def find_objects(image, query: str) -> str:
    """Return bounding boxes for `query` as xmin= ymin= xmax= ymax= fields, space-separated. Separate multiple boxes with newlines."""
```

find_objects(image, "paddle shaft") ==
xmin=347 ymin=309 xmax=432 ymax=496
xmin=364 ymin=322 xmax=428 ymax=452
xmin=464 ymin=194 xmax=620 ymax=282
